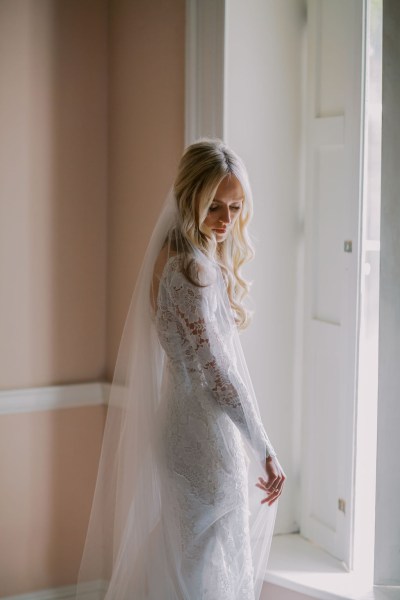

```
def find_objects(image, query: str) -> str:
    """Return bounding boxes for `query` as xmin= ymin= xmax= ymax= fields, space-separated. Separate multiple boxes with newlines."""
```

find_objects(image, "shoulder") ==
xmin=167 ymin=253 xmax=217 ymax=290
xmin=164 ymin=260 xmax=220 ymax=325
xmin=154 ymin=245 xmax=218 ymax=291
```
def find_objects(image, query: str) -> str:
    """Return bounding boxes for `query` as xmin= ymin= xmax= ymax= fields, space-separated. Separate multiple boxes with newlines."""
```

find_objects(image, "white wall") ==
xmin=224 ymin=0 xmax=306 ymax=533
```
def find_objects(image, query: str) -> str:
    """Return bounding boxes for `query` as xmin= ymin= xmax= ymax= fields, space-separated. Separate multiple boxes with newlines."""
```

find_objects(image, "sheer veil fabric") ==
xmin=74 ymin=186 xmax=278 ymax=600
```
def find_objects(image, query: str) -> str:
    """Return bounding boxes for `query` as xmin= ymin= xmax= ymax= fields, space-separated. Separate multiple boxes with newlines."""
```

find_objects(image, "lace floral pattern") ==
xmin=155 ymin=255 xmax=275 ymax=599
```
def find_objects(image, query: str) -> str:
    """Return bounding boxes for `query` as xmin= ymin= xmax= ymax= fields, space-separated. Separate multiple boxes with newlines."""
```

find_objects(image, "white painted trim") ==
xmin=0 ymin=580 xmax=107 ymax=600
xmin=265 ymin=534 xmax=400 ymax=600
xmin=301 ymin=0 xmax=365 ymax=567
xmin=184 ymin=0 xmax=226 ymax=145
xmin=0 ymin=382 xmax=110 ymax=415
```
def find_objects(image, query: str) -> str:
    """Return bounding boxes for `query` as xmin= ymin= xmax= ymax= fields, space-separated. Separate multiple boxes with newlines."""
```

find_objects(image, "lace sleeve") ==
xmin=167 ymin=269 xmax=277 ymax=463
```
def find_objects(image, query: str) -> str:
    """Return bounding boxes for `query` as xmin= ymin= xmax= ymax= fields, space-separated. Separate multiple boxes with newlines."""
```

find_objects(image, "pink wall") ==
xmin=0 ymin=0 xmax=185 ymax=594
xmin=0 ymin=0 xmax=108 ymax=390
xmin=0 ymin=406 xmax=106 ymax=596
xmin=107 ymin=0 xmax=185 ymax=375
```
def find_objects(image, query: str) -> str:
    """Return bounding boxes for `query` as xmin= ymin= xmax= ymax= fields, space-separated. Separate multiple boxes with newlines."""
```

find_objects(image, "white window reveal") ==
xmin=301 ymin=0 xmax=366 ymax=568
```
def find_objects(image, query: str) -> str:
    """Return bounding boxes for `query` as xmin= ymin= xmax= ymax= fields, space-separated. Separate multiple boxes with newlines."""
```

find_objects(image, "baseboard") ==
xmin=0 ymin=581 xmax=107 ymax=600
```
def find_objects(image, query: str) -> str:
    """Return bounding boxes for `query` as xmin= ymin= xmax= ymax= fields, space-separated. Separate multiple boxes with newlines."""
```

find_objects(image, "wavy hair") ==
xmin=171 ymin=137 xmax=255 ymax=330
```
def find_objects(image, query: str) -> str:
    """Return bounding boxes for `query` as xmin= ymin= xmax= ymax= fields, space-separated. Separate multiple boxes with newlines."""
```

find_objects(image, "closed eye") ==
xmin=208 ymin=205 xmax=242 ymax=212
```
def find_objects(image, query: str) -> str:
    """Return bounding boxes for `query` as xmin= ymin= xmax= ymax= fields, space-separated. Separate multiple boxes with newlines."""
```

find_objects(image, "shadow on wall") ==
xmin=0 ymin=0 xmax=185 ymax=594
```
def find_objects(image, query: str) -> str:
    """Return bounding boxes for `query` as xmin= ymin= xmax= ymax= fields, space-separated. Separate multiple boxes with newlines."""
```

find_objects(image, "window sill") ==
xmin=265 ymin=534 xmax=400 ymax=600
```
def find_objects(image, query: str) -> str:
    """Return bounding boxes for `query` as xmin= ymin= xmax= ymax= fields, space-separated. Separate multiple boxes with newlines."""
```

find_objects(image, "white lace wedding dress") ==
xmin=75 ymin=249 xmax=278 ymax=600
xmin=151 ymin=255 xmax=277 ymax=599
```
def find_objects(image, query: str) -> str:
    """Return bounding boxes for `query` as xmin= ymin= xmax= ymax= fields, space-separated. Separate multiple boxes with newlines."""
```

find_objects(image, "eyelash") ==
xmin=208 ymin=205 xmax=241 ymax=212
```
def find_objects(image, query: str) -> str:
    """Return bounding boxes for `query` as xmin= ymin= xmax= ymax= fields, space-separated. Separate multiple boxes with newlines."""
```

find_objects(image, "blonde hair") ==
xmin=172 ymin=137 xmax=255 ymax=330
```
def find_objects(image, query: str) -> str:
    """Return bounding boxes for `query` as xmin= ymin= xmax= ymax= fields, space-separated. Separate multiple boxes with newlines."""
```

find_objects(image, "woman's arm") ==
xmin=167 ymin=268 xmax=277 ymax=464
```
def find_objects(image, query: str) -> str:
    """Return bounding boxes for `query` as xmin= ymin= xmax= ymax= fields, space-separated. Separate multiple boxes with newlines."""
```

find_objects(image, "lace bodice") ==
xmin=155 ymin=255 xmax=276 ymax=463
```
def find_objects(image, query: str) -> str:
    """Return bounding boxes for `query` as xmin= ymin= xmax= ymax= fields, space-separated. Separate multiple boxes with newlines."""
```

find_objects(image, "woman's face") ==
xmin=203 ymin=175 xmax=244 ymax=242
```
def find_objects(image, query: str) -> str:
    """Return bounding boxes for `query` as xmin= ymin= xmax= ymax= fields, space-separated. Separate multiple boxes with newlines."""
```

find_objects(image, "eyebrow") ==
xmin=212 ymin=197 xmax=244 ymax=203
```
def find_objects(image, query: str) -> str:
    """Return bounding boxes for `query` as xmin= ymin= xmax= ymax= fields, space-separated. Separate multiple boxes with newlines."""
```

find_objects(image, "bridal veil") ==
xmin=74 ymin=155 xmax=278 ymax=600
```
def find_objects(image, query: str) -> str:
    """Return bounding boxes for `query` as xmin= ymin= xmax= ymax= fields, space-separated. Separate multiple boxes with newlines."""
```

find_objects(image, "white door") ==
xmin=301 ymin=0 xmax=365 ymax=566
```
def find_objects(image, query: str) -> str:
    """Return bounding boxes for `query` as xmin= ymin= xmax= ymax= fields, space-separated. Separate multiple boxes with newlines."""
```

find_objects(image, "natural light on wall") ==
xmin=185 ymin=0 xmax=386 ymax=592
xmin=353 ymin=0 xmax=382 ymax=580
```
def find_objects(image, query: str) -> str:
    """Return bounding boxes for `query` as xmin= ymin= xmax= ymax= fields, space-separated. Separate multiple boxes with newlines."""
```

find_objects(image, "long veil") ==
xmin=74 ymin=185 xmax=278 ymax=600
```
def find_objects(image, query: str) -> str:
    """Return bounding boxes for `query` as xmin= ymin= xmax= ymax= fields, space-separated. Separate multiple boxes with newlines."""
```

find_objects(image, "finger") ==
xmin=256 ymin=480 xmax=270 ymax=493
xmin=258 ymin=477 xmax=276 ymax=492
xmin=258 ymin=477 xmax=275 ymax=488
xmin=261 ymin=489 xmax=281 ymax=505
xmin=260 ymin=481 xmax=283 ymax=504
xmin=262 ymin=484 xmax=283 ymax=505
xmin=264 ymin=477 xmax=278 ymax=491
xmin=270 ymin=477 xmax=284 ymax=497
xmin=275 ymin=477 xmax=285 ymax=493
xmin=269 ymin=477 xmax=283 ymax=495
xmin=258 ymin=474 xmax=283 ymax=497
xmin=257 ymin=477 xmax=269 ymax=490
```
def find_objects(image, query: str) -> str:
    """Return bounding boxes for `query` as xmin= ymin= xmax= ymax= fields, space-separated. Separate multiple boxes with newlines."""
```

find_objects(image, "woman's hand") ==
xmin=256 ymin=455 xmax=286 ymax=505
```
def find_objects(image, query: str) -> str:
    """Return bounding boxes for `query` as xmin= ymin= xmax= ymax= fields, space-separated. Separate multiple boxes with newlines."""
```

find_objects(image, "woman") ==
xmin=75 ymin=138 xmax=285 ymax=600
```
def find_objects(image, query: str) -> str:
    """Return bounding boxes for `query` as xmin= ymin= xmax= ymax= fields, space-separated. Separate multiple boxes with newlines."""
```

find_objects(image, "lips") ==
xmin=213 ymin=228 xmax=227 ymax=233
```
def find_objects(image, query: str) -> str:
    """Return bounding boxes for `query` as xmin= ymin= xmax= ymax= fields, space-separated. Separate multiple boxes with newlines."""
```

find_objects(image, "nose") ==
xmin=220 ymin=206 xmax=231 ymax=224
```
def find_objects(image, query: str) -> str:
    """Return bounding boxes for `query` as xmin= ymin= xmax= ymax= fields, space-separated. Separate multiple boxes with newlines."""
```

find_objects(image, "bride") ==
xmin=74 ymin=138 xmax=285 ymax=600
